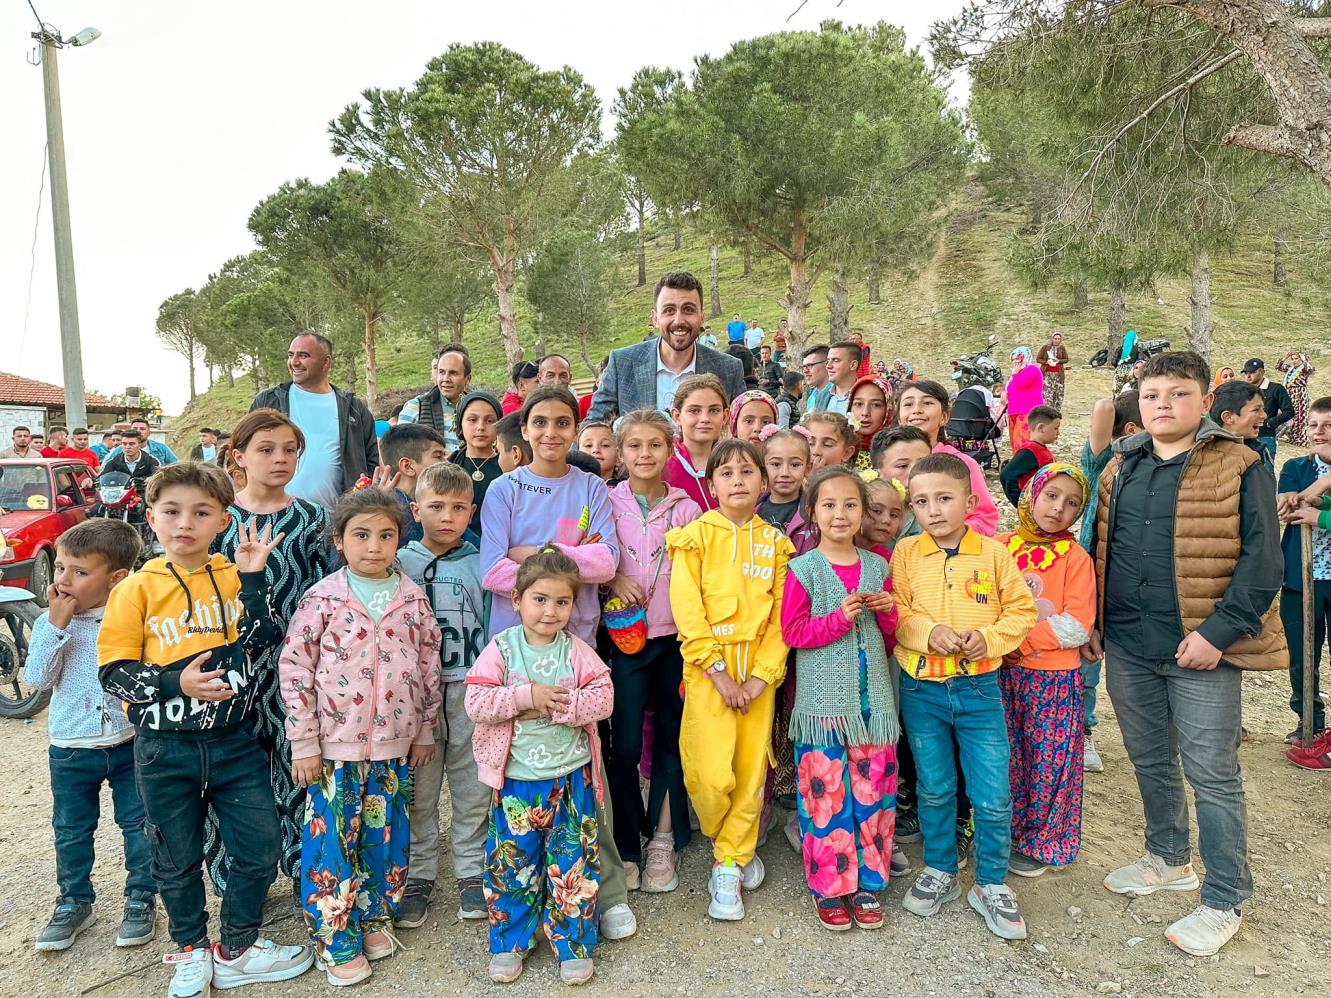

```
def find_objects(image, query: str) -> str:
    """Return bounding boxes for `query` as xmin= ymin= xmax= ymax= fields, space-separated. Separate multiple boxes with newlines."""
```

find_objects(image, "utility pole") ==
xmin=34 ymin=27 xmax=90 ymax=429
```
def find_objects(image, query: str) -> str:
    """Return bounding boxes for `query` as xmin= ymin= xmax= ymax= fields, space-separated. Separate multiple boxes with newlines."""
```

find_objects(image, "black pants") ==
xmin=606 ymin=635 xmax=690 ymax=861
xmin=135 ymin=724 xmax=280 ymax=951
xmin=1280 ymin=585 xmax=1330 ymax=732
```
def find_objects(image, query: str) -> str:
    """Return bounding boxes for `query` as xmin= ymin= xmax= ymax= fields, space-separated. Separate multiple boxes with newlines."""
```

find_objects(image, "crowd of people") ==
xmin=13 ymin=269 xmax=1329 ymax=997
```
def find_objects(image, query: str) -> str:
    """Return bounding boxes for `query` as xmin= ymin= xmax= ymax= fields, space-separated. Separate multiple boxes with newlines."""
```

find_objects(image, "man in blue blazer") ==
xmin=587 ymin=271 xmax=747 ymax=421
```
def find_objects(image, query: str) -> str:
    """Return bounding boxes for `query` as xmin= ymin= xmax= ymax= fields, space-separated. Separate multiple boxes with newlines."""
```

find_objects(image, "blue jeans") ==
xmin=1255 ymin=435 xmax=1276 ymax=471
xmin=135 ymin=725 xmax=281 ymax=950
xmin=899 ymin=671 xmax=1011 ymax=886
xmin=1080 ymin=659 xmax=1102 ymax=732
xmin=49 ymin=739 xmax=155 ymax=904
xmin=1105 ymin=641 xmax=1252 ymax=909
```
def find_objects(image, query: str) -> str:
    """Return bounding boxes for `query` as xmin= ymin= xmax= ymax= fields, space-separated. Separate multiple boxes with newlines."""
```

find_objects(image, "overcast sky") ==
xmin=2 ymin=0 xmax=965 ymax=415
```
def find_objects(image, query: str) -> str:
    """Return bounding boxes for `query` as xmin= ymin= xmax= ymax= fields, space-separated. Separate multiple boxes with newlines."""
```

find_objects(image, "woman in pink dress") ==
xmin=1004 ymin=346 xmax=1045 ymax=452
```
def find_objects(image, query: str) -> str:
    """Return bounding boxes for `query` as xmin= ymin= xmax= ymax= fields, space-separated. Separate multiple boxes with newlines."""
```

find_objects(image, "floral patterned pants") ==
xmin=999 ymin=666 xmax=1083 ymax=866
xmin=485 ymin=766 xmax=599 ymax=961
xmin=794 ymin=741 xmax=898 ymax=898
xmin=300 ymin=759 xmax=410 ymax=966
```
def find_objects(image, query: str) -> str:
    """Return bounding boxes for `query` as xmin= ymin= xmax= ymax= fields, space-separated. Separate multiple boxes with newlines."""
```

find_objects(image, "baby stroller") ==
xmin=946 ymin=386 xmax=1006 ymax=471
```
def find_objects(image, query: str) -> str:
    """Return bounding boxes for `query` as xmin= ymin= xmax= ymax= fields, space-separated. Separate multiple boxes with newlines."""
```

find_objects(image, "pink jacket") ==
xmin=464 ymin=628 xmax=613 ymax=799
xmin=1005 ymin=363 xmax=1045 ymax=417
xmin=933 ymin=442 xmax=999 ymax=536
xmin=607 ymin=482 xmax=702 ymax=638
xmin=279 ymin=569 xmax=442 ymax=762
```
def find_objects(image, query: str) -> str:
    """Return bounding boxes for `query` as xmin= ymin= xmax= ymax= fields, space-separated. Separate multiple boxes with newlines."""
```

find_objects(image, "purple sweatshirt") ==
xmin=480 ymin=465 xmax=619 ymax=644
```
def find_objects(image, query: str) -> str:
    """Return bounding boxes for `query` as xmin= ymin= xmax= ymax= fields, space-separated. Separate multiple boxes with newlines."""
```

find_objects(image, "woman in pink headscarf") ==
xmin=1004 ymin=346 xmax=1045 ymax=451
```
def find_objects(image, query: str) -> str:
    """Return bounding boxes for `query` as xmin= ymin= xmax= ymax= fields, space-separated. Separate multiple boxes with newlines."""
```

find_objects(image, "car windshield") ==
xmin=0 ymin=465 xmax=53 ymax=512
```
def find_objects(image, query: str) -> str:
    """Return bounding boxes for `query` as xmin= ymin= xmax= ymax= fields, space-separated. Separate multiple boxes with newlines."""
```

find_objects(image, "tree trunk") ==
xmin=536 ymin=312 xmax=547 ymax=359
xmin=827 ymin=268 xmax=852 ymax=341
xmin=743 ymin=243 xmax=752 ymax=277
xmin=344 ymin=350 xmax=358 ymax=393
xmin=451 ymin=316 xmax=465 ymax=341
xmin=779 ymin=212 xmax=815 ymax=356
xmin=225 ymin=368 xmax=234 ymax=388
xmin=362 ymin=305 xmax=379 ymax=410
xmin=492 ymin=251 xmax=522 ymax=366
xmin=427 ymin=320 xmax=441 ymax=354
xmin=207 ymin=364 xmax=215 ymax=390
xmin=1030 ymin=202 xmax=1043 ymax=227
xmin=1274 ymin=225 xmax=1288 ymax=287
xmin=1187 ymin=250 xmax=1216 ymax=362
xmin=709 ymin=244 xmax=722 ymax=318
xmin=185 ymin=345 xmax=197 ymax=402
xmin=867 ymin=273 xmax=881 ymax=304
xmin=673 ymin=221 xmax=682 ymax=252
xmin=636 ymin=204 xmax=647 ymax=287
xmin=1073 ymin=279 xmax=1089 ymax=311
xmin=1107 ymin=283 xmax=1128 ymax=360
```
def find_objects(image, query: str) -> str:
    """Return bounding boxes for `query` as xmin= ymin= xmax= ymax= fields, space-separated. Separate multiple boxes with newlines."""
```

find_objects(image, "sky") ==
xmin=1 ymin=0 xmax=967 ymax=415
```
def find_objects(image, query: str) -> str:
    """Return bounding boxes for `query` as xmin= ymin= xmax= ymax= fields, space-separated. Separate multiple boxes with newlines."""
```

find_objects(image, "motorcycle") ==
xmin=92 ymin=470 xmax=159 ymax=566
xmin=1089 ymin=337 xmax=1171 ymax=368
xmin=0 ymin=584 xmax=46 ymax=719
xmin=950 ymin=333 xmax=1003 ymax=391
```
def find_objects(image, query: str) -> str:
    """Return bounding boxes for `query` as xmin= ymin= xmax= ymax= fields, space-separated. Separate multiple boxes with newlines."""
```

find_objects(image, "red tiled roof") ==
xmin=0 ymin=371 xmax=114 ymax=408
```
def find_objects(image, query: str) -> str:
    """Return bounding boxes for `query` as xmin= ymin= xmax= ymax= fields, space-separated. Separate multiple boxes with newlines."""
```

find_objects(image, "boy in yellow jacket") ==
xmin=668 ymin=440 xmax=794 ymax=922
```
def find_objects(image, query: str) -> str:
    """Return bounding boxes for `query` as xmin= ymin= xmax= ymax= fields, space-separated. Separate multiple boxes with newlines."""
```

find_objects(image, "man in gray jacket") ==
xmin=251 ymin=333 xmax=378 ymax=506
xmin=587 ymin=271 xmax=746 ymax=420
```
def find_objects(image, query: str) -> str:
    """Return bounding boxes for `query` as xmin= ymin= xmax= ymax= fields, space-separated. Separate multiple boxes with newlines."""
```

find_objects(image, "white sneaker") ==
xmin=599 ymin=903 xmax=637 ymax=941
xmin=967 ymin=883 xmax=1028 ymax=940
xmin=740 ymin=854 xmax=765 ymax=890
xmin=164 ymin=946 xmax=212 ymax=998
xmin=1166 ymin=904 xmax=1242 ymax=956
xmin=623 ymin=861 xmax=641 ymax=892
xmin=1103 ymin=853 xmax=1200 ymax=897
xmin=707 ymin=860 xmax=744 ymax=921
xmin=211 ymin=937 xmax=315 ymax=989
xmin=1084 ymin=735 xmax=1104 ymax=773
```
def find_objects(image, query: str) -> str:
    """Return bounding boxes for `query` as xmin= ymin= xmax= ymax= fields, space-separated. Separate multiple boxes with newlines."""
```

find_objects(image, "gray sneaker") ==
xmin=968 ymin=883 xmax=1028 ymax=940
xmin=902 ymin=867 xmax=960 ymax=917
xmin=35 ymin=901 xmax=95 ymax=952
xmin=116 ymin=897 xmax=156 ymax=947
xmin=395 ymin=879 xmax=433 ymax=929
xmin=457 ymin=875 xmax=487 ymax=920
xmin=1008 ymin=852 xmax=1049 ymax=879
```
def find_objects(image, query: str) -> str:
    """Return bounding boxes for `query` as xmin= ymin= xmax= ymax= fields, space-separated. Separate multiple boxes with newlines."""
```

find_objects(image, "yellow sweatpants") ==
xmin=679 ymin=646 xmax=776 ymax=867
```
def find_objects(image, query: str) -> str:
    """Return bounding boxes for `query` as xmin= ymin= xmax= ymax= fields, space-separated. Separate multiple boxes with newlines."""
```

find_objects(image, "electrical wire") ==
xmin=26 ymin=0 xmax=46 ymax=31
xmin=20 ymin=142 xmax=49 ymax=360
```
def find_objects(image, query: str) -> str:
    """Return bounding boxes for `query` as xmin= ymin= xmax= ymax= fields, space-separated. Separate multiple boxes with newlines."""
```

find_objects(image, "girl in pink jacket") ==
xmin=604 ymin=410 xmax=702 ymax=894
xmin=279 ymin=488 xmax=442 ymax=987
xmin=465 ymin=548 xmax=613 ymax=987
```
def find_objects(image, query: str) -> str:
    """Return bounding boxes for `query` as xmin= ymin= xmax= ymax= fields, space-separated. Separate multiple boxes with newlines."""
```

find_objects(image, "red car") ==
xmin=0 ymin=458 xmax=94 ymax=607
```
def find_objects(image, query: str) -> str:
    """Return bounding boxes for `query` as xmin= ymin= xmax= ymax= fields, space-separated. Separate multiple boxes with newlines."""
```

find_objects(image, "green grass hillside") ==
xmin=171 ymin=182 xmax=1331 ymax=449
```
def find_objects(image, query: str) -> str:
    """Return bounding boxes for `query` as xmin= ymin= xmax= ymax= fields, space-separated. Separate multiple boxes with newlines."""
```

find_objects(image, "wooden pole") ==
xmin=1301 ymin=524 xmax=1316 ymax=748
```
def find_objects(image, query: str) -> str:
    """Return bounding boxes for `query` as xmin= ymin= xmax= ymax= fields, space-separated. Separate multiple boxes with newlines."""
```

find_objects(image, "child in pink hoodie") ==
xmin=604 ymin=409 xmax=702 ymax=893
xmin=279 ymin=488 xmax=442 ymax=987
xmin=465 ymin=548 xmax=613 ymax=987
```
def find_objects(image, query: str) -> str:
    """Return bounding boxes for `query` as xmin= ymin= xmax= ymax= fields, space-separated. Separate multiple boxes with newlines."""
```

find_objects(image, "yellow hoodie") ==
xmin=667 ymin=510 xmax=794 ymax=685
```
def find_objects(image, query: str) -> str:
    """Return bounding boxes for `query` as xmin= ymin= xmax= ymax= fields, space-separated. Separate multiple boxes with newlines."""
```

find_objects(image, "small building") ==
xmin=0 ymin=371 xmax=126 ymax=440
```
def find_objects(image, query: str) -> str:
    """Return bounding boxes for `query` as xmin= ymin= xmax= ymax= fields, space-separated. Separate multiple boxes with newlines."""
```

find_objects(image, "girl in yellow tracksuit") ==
xmin=667 ymin=439 xmax=794 ymax=921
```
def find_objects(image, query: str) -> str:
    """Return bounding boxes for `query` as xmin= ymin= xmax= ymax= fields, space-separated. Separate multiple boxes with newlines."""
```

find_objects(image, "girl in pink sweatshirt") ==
xmin=279 ymin=488 xmax=442 ymax=986
xmin=894 ymin=381 xmax=999 ymax=536
xmin=465 ymin=547 xmax=613 ymax=987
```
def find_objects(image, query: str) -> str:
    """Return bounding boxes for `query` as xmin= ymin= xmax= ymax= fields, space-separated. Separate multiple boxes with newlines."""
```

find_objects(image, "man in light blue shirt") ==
xmin=801 ymin=344 xmax=834 ymax=413
xmin=744 ymin=319 xmax=765 ymax=351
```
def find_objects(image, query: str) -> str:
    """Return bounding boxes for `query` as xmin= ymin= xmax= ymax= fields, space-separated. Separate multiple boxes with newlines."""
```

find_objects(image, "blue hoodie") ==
xmin=397 ymin=540 xmax=488 ymax=683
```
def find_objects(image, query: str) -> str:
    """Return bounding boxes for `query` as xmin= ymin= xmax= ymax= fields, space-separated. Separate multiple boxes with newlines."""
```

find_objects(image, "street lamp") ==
xmin=29 ymin=21 xmax=100 ymax=431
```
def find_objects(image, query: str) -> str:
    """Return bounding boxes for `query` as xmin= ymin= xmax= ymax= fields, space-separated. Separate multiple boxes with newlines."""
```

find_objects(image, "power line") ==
xmin=26 ymin=0 xmax=46 ymax=31
xmin=20 ymin=142 xmax=49 ymax=359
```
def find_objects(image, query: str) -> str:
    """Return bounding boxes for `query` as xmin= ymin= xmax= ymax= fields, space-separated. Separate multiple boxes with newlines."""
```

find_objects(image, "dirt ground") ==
xmin=2 ymin=361 xmax=1328 ymax=998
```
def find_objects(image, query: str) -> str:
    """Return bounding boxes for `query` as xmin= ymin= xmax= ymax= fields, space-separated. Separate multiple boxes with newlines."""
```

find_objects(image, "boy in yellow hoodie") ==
xmin=668 ymin=439 xmax=794 ymax=922
xmin=97 ymin=462 xmax=315 ymax=996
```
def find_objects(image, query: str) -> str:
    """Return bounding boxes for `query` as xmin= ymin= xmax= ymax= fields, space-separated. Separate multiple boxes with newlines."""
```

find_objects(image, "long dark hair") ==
xmin=895 ymin=380 xmax=951 ymax=443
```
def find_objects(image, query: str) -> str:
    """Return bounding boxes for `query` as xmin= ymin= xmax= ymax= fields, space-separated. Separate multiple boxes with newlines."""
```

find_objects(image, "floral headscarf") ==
xmin=1010 ymin=346 xmax=1035 ymax=369
xmin=1007 ymin=462 xmax=1090 ymax=572
xmin=728 ymin=390 xmax=777 ymax=438
xmin=1281 ymin=352 xmax=1312 ymax=386
xmin=849 ymin=376 xmax=894 ymax=451
xmin=892 ymin=358 xmax=914 ymax=380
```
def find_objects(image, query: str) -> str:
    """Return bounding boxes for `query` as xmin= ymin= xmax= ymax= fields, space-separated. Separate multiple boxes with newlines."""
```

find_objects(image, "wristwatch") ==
xmin=707 ymin=660 xmax=726 ymax=676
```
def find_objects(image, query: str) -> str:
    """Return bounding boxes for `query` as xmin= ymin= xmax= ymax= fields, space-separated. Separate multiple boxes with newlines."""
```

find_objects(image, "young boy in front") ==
xmin=26 ymin=519 xmax=155 ymax=954
xmin=379 ymin=423 xmax=448 ymax=547
xmin=98 ymin=462 xmax=314 ymax=997
xmin=1094 ymin=351 xmax=1284 ymax=957
xmin=891 ymin=453 xmax=1037 ymax=941
xmin=999 ymin=405 xmax=1061 ymax=507
xmin=395 ymin=462 xmax=491 ymax=928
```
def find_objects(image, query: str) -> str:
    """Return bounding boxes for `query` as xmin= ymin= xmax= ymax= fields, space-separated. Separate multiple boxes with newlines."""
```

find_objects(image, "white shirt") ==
xmin=287 ymin=385 xmax=343 ymax=508
xmin=745 ymin=326 xmax=765 ymax=350
xmin=655 ymin=344 xmax=697 ymax=413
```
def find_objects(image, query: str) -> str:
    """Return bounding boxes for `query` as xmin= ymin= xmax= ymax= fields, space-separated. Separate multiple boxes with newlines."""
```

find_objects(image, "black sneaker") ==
xmin=35 ymin=901 xmax=94 ymax=952
xmin=116 ymin=897 xmax=156 ymax=947
xmin=395 ymin=879 xmax=433 ymax=929
xmin=956 ymin=815 xmax=975 ymax=871
xmin=457 ymin=875 xmax=486 ymax=921
xmin=895 ymin=807 xmax=922 ymax=844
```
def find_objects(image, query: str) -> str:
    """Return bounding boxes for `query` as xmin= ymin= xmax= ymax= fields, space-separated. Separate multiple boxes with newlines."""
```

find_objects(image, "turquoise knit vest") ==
xmin=787 ymin=549 xmax=898 ymax=747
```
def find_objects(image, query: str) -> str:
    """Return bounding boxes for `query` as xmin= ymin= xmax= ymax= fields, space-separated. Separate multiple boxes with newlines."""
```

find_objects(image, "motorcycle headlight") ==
xmin=101 ymin=488 xmax=125 ymax=502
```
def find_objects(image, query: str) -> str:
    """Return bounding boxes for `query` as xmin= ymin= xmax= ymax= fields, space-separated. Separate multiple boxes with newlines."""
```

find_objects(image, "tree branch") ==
xmin=1069 ymin=46 xmax=1244 ymax=200
xmin=1294 ymin=17 xmax=1331 ymax=39
xmin=1223 ymin=122 xmax=1301 ymax=158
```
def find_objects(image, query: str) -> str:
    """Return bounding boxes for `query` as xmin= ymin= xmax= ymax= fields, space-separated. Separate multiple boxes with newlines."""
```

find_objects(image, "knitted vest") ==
xmin=787 ymin=550 xmax=899 ymax=746
xmin=1094 ymin=436 xmax=1288 ymax=670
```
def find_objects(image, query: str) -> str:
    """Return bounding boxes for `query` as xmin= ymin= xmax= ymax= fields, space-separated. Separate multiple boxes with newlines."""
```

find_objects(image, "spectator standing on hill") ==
xmin=398 ymin=345 xmax=473 ymax=453
xmin=726 ymin=313 xmax=747 ymax=345
xmin=1037 ymin=332 xmax=1071 ymax=410
xmin=745 ymin=319 xmax=765 ymax=352
xmin=250 ymin=332 xmax=377 ymax=507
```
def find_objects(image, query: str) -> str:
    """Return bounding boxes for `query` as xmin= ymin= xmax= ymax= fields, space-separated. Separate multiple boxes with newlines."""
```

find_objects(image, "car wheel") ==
xmin=29 ymin=550 xmax=52 ymax=606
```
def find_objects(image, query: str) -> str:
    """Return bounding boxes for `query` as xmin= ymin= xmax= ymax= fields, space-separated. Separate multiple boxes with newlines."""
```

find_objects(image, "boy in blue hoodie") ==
xmin=395 ymin=463 xmax=491 ymax=928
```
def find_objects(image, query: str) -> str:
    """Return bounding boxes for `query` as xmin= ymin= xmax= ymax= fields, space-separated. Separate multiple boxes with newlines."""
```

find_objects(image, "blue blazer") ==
xmin=586 ymin=339 xmax=746 ymax=420
xmin=1279 ymin=454 xmax=1320 ymax=591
